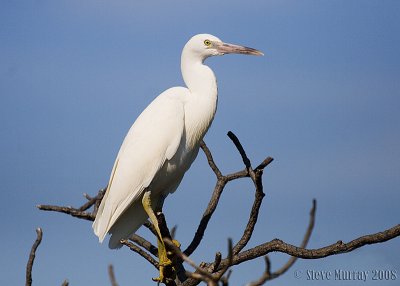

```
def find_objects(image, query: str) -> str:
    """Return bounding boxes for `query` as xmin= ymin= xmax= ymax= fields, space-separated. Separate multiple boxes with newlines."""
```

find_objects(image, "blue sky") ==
xmin=1 ymin=1 xmax=399 ymax=285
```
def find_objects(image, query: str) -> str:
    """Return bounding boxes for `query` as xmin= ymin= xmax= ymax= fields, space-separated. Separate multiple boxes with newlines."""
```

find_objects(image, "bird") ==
xmin=92 ymin=33 xmax=262 ymax=283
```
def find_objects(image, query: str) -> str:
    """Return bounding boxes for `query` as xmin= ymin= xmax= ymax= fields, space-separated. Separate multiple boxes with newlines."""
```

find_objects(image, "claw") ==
xmin=172 ymin=239 xmax=181 ymax=248
xmin=152 ymin=259 xmax=176 ymax=284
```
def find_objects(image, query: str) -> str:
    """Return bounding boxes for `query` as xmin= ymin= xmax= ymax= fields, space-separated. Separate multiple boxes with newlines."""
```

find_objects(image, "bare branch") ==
xmin=231 ymin=174 xmax=265 ymax=255
xmin=247 ymin=256 xmax=272 ymax=286
xmin=211 ymin=252 xmax=222 ymax=273
xmin=26 ymin=228 xmax=43 ymax=286
xmin=108 ymin=264 xmax=119 ymax=286
xmin=183 ymin=175 xmax=227 ymax=256
xmin=269 ymin=199 xmax=316 ymax=276
xmin=170 ymin=225 xmax=178 ymax=240
xmin=166 ymin=238 xmax=234 ymax=286
xmin=37 ymin=204 xmax=95 ymax=221
xmin=200 ymin=140 xmax=223 ymax=179
xmin=156 ymin=212 xmax=188 ymax=284
xmin=213 ymin=239 xmax=233 ymax=281
xmin=37 ymin=136 xmax=399 ymax=286
xmin=165 ymin=238 xmax=214 ymax=281
xmin=129 ymin=234 xmax=158 ymax=257
xmin=181 ymin=225 xmax=400 ymax=286
xmin=37 ymin=188 xmax=105 ymax=221
xmin=185 ymin=136 xmax=273 ymax=257
xmin=79 ymin=188 xmax=106 ymax=211
xmin=247 ymin=199 xmax=317 ymax=286
xmin=255 ymin=157 xmax=274 ymax=172
xmin=120 ymin=239 xmax=159 ymax=268
xmin=143 ymin=220 xmax=159 ymax=238
xmin=228 ymin=132 xmax=268 ymax=256
xmin=229 ymin=224 xmax=400 ymax=267
xmin=227 ymin=131 xmax=251 ymax=169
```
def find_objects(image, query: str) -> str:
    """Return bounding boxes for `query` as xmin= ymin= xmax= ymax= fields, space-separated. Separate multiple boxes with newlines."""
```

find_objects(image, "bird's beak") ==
xmin=215 ymin=41 xmax=264 ymax=56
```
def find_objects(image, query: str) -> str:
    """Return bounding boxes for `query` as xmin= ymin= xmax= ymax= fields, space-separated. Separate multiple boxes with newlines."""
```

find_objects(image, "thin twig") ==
xmin=165 ymin=238 xmax=215 ymax=281
xmin=214 ymin=239 xmax=233 ymax=280
xmin=270 ymin=199 xmax=316 ymax=276
xmin=184 ymin=178 xmax=227 ymax=256
xmin=37 ymin=205 xmax=95 ymax=221
xmin=247 ymin=199 xmax=317 ymax=286
xmin=120 ymin=239 xmax=159 ymax=268
xmin=26 ymin=228 xmax=43 ymax=286
xmin=227 ymin=131 xmax=251 ymax=169
xmin=211 ymin=252 xmax=222 ymax=273
xmin=228 ymin=132 xmax=267 ymax=256
xmin=255 ymin=157 xmax=274 ymax=171
xmin=185 ymin=135 xmax=274 ymax=258
xmin=164 ymin=238 xmax=215 ymax=280
xmin=200 ymin=140 xmax=223 ymax=179
xmin=79 ymin=188 xmax=106 ymax=211
xmin=231 ymin=175 xmax=265 ymax=255
xmin=143 ymin=220 xmax=159 ymax=238
xmin=108 ymin=264 xmax=119 ymax=286
xmin=156 ymin=213 xmax=188 ymax=284
xmin=129 ymin=234 xmax=158 ymax=257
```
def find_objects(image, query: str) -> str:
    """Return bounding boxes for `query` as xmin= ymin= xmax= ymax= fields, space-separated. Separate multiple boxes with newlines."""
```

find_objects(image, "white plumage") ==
xmin=93 ymin=34 xmax=262 ymax=249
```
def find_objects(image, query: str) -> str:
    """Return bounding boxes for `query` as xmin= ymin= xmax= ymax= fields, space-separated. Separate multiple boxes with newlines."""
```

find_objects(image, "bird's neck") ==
xmin=181 ymin=54 xmax=217 ymax=98
xmin=181 ymin=54 xmax=218 ymax=148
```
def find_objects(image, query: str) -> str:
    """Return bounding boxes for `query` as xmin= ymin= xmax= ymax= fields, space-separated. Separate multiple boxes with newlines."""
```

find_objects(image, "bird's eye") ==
xmin=204 ymin=39 xmax=212 ymax=47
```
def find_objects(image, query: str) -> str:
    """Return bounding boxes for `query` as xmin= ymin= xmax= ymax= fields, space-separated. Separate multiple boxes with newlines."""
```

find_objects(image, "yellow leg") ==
xmin=142 ymin=192 xmax=174 ymax=284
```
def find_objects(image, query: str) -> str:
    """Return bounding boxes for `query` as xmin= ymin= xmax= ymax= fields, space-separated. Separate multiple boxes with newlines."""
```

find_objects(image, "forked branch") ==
xmin=36 ymin=132 xmax=400 ymax=286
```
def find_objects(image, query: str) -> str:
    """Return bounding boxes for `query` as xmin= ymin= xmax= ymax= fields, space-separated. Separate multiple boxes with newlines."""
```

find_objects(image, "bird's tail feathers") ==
xmin=107 ymin=200 xmax=148 ymax=249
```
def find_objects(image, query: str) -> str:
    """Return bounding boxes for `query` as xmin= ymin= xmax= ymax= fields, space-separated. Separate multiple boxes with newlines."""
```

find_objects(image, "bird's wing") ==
xmin=93 ymin=87 xmax=188 ymax=242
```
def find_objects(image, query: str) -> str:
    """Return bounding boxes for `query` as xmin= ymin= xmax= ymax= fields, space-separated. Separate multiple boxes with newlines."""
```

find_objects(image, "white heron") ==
xmin=93 ymin=33 xmax=262 ymax=282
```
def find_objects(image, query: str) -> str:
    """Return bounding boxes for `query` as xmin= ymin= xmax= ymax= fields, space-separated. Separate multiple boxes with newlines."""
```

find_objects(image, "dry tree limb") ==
xmin=184 ymin=135 xmax=273 ymax=257
xmin=247 ymin=199 xmax=317 ymax=286
xmin=211 ymin=252 xmax=222 ymax=273
xmin=227 ymin=131 xmax=273 ymax=255
xmin=120 ymin=239 xmax=159 ymax=269
xmin=108 ymin=264 xmax=119 ymax=286
xmin=37 ymin=205 xmax=95 ymax=221
xmin=227 ymin=131 xmax=252 ymax=169
xmin=184 ymin=140 xmax=228 ymax=256
xmin=212 ymin=239 xmax=233 ymax=282
xmin=183 ymin=176 xmax=228 ymax=256
xmin=199 ymin=140 xmax=223 ymax=179
xmin=224 ymin=224 xmax=400 ymax=267
xmin=129 ymin=234 xmax=158 ymax=257
xmin=156 ymin=212 xmax=188 ymax=284
xmin=37 ymin=188 xmax=106 ymax=221
xmin=36 ymin=132 xmax=400 ymax=286
xmin=180 ymin=224 xmax=400 ymax=286
xmin=165 ymin=238 xmax=215 ymax=281
xmin=165 ymin=238 xmax=234 ymax=286
xmin=36 ymin=188 xmax=161 ymax=273
xmin=26 ymin=228 xmax=43 ymax=286
xmin=143 ymin=220 xmax=160 ymax=238
xmin=79 ymin=188 xmax=106 ymax=211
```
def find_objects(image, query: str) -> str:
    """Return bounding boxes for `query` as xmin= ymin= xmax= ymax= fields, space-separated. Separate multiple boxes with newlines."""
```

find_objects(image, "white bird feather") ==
xmin=92 ymin=34 xmax=262 ymax=248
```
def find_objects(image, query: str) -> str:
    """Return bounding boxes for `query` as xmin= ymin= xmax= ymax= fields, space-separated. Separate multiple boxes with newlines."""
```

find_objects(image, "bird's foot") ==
xmin=152 ymin=258 xmax=176 ymax=285
xmin=172 ymin=239 xmax=181 ymax=248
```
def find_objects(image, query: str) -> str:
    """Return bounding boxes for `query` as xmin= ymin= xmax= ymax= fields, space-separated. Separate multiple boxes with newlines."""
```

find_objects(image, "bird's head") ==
xmin=183 ymin=33 xmax=263 ymax=61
